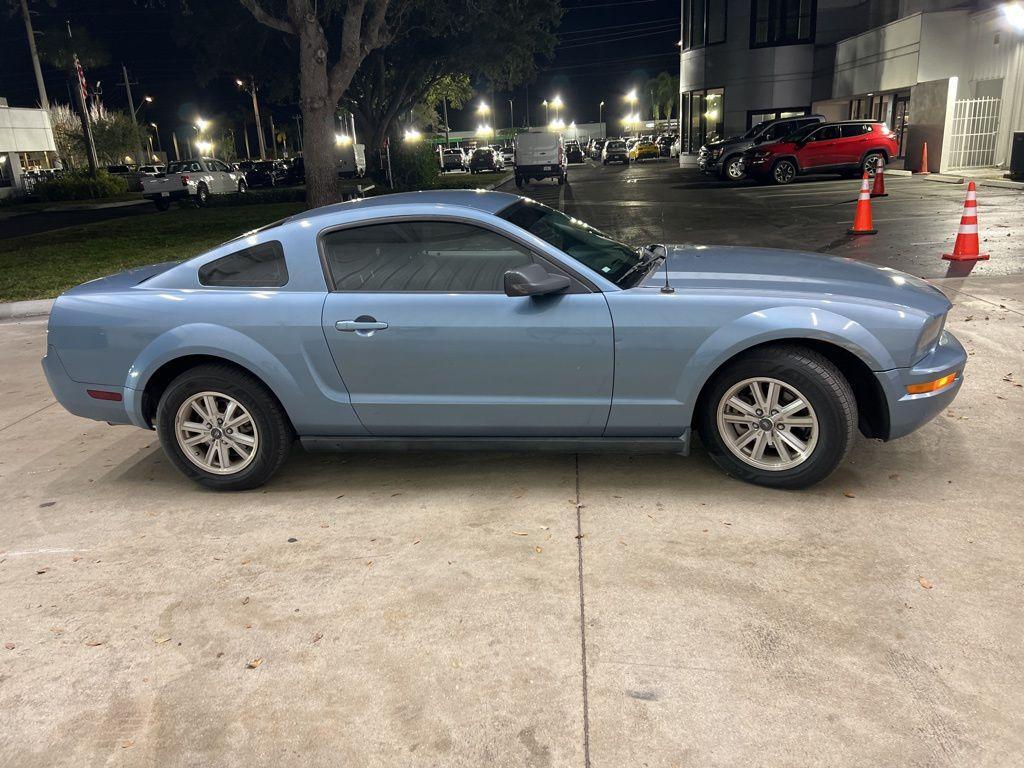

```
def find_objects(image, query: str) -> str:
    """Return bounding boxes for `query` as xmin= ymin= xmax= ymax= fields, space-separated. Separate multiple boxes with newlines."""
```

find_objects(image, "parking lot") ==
xmin=2 ymin=165 xmax=1024 ymax=766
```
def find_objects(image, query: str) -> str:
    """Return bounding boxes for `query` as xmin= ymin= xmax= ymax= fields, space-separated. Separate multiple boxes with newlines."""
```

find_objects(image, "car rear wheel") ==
xmin=771 ymin=159 xmax=797 ymax=185
xmin=698 ymin=345 xmax=857 ymax=489
xmin=153 ymin=197 xmax=171 ymax=211
xmin=195 ymin=183 xmax=209 ymax=206
xmin=863 ymin=151 xmax=885 ymax=178
xmin=157 ymin=364 xmax=292 ymax=491
xmin=238 ymin=179 xmax=248 ymax=194
xmin=722 ymin=155 xmax=745 ymax=181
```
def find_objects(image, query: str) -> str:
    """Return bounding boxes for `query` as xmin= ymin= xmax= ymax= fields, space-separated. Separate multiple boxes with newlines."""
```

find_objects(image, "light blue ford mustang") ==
xmin=43 ymin=190 xmax=965 ymax=490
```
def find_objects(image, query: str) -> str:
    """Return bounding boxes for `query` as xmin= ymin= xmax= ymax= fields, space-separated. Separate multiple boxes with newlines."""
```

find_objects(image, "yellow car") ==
xmin=628 ymin=140 xmax=660 ymax=161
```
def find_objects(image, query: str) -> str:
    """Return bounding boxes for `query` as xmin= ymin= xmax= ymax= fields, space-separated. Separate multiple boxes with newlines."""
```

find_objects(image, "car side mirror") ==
xmin=504 ymin=263 xmax=571 ymax=297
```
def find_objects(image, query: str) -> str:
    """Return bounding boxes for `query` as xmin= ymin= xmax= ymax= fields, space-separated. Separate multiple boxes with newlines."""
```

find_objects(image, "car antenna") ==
xmin=659 ymin=211 xmax=674 ymax=294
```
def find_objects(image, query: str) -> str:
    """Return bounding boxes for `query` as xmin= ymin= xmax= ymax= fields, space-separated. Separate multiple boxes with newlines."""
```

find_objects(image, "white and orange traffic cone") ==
xmin=943 ymin=182 xmax=989 ymax=261
xmin=870 ymin=165 xmax=887 ymax=197
xmin=848 ymin=173 xmax=877 ymax=235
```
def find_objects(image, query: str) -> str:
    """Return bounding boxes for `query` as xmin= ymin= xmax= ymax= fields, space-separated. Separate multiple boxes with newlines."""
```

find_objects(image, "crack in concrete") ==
xmin=574 ymin=453 xmax=592 ymax=768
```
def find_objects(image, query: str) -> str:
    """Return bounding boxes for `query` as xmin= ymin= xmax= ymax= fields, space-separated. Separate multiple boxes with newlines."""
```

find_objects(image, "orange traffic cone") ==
xmin=848 ymin=173 xmax=877 ymax=235
xmin=942 ymin=182 xmax=989 ymax=261
xmin=918 ymin=142 xmax=930 ymax=174
xmin=870 ymin=166 xmax=887 ymax=197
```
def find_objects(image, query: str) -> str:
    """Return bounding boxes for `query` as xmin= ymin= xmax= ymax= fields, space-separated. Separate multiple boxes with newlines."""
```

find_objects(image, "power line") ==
xmin=558 ymin=28 xmax=679 ymax=50
xmin=558 ymin=17 xmax=679 ymax=37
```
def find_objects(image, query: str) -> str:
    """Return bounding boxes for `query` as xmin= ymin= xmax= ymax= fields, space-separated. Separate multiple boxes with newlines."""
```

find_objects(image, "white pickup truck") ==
xmin=141 ymin=157 xmax=247 ymax=210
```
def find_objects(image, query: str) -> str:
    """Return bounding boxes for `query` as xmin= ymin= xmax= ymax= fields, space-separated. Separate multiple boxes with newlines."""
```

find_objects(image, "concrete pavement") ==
xmin=2 ymin=270 xmax=1023 ymax=765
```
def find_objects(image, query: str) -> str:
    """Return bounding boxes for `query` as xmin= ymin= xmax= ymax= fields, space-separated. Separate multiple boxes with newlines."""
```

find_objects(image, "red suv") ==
xmin=743 ymin=121 xmax=898 ymax=185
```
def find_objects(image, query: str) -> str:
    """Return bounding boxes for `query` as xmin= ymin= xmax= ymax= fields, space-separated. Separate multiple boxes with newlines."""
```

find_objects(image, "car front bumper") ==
xmin=875 ymin=330 xmax=967 ymax=440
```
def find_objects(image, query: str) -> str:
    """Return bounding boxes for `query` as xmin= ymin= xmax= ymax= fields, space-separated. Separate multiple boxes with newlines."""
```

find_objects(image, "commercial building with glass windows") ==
xmin=678 ymin=0 xmax=896 ymax=162
xmin=0 ymin=98 xmax=58 ymax=198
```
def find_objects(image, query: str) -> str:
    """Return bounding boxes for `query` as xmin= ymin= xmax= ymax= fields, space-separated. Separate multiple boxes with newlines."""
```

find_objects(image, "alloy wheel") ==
xmin=716 ymin=377 xmax=819 ymax=471
xmin=726 ymin=157 xmax=745 ymax=180
xmin=773 ymin=161 xmax=796 ymax=184
xmin=174 ymin=391 xmax=259 ymax=475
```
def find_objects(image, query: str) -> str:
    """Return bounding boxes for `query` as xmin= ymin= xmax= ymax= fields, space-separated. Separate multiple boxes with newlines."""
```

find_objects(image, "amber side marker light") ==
xmin=906 ymin=372 xmax=958 ymax=395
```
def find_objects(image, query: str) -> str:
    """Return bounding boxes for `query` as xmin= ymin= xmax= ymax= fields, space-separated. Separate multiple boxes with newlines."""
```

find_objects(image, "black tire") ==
xmin=771 ymin=159 xmax=797 ymax=185
xmin=721 ymin=155 xmax=745 ymax=181
xmin=623 ymin=158 xmax=630 ymax=165
xmin=153 ymin=198 xmax=171 ymax=211
xmin=697 ymin=345 xmax=857 ymax=490
xmin=558 ymin=173 xmax=566 ymax=186
xmin=156 ymin=364 xmax=293 ymax=491
xmin=862 ymin=151 xmax=885 ymax=178
xmin=602 ymin=159 xmax=608 ymax=165
xmin=238 ymin=179 xmax=248 ymax=194
xmin=515 ymin=175 xmax=524 ymax=188
xmin=195 ymin=183 xmax=209 ymax=206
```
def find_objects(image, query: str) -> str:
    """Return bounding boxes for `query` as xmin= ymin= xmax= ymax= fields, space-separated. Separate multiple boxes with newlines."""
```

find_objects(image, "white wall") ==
xmin=0 ymin=105 xmax=56 ymax=154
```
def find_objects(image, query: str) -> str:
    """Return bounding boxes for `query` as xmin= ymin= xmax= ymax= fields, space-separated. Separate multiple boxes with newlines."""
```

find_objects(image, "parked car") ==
xmin=141 ymin=157 xmax=247 ymax=210
xmin=285 ymin=157 xmax=305 ymax=185
xmin=743 ymin=120 xmax=899 ymax=185
xmin=245 ymin=160 xmax=289 ymax=188
xmin=42 ymin=190 xmax=966 ymax=491
xmin=628 ymin=140 xmax=660 ymax=162
xmin=500 ymin=146 xmax=515 ymax=166
xmin=670 ymin=136 xmax=681 ymax=158
xmin=514 ymin=131 xmax=566 ymax=186
xmin=441 ymin=148 xmax=467 ymax=172
xmin=137 ymin=164 xmax=165 ymax=176
xmin=601 ymin=139 xmax=629 ymax=165
xmin=565 ymin=141 xmax=585 ymax=164
xmin=470 ymin=147 xmax=503 ymax=173
xmin=589 ymin=139 xmax=606 ymax=159
xmin=656 ymin=135 xmax=676 ymax=157
xmin=700 ymin=114 xmax=826 ymax=181
xmin=338 ymin=143 xmax=367 ymax=178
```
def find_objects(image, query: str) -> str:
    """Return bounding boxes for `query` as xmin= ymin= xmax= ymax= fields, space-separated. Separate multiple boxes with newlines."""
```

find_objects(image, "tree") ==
xmin=343 ymin=0 xmax=560 ymax=159
xmin=49 ymin=101 xmax=145 ymax=167
xmin=646 ymin=71 xmax=679 ymax=121
xmin=237 ymin=0 xmax=397 ymax=207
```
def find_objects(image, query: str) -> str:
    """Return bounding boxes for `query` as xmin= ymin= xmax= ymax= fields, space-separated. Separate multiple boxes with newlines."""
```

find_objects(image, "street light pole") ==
xmin=543 ymin=100 xmax=549 ymax=124
xmin=508 ymin=99 xmax=514 ymax=130
xmin=238 ymin=77 xmax=266 ymax=159
xmin=19 ymin=0 xmax=49 ymax=110
xmin=149 ymin=122 xmax=161 ymax=152
xmin=599 ymin=100 xmax=604 ymax=128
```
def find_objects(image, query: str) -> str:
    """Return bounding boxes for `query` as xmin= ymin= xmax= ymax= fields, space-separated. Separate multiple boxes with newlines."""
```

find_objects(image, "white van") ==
xmin=513 ymin=131 xmax=567 ymax=187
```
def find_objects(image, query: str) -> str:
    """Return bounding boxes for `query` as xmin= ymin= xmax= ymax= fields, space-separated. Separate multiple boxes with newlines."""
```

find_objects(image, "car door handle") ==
xmin=336 ymin=319 xmax=388 ymax=332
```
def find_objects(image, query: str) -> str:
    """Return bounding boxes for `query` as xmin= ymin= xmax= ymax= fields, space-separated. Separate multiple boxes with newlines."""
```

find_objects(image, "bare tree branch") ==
xmin=238 ymin=0 xmax=296 ymax=35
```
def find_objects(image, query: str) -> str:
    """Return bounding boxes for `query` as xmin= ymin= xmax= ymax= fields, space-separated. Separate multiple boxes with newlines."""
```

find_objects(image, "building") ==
xmin=679 ymin=0 xmax=1024 ymax=172
xmin=677 ymin=0 xmax=896 ymax=162
xmin=0 ymin=97 xmax=58 ymax=198
xmin=814 ymin=1 xmax=1024 ymax=172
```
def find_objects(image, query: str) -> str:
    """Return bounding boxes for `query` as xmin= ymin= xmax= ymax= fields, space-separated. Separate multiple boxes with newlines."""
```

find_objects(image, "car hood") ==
xmin=704 ymin=135 xmax=749 ymax=149
xmin=639 ymin=245 xmax=951 ymax=315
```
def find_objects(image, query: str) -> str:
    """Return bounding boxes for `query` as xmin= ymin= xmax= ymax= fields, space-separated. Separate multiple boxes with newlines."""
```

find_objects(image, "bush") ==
xmin=204 ymin=187 xmax=307 ymax=207
xmin=32 ymin=171 xmax=128 ymax=202
xmin=388 ymin=143 xmax=440 ymax=191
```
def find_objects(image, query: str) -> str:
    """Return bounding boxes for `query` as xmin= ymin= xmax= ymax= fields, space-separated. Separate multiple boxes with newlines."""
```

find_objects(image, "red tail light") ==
xmin=87 ymin=389 xmax=123 ymax=402
xmin=181 ymin=174 xmax=190 ymax=186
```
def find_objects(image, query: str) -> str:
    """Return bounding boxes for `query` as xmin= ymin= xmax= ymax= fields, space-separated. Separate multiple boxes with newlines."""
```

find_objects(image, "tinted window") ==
xmin=841 ymin=123 xmax=874 ymax=137
xmin=322 ymin=221 xmax=533 ymax=292
xmin=199 ymin=241 xmax=289 ymax=287
xmin=809 ymin=125 xmax=841 ymax=141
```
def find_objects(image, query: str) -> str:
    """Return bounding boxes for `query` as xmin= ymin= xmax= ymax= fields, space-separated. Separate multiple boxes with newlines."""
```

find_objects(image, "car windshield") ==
xmin=255 ymin=162 xmax=275 ymax=170
xmin=606 ymin=141 xmax=625 ymax=150
xmin=473 ymin=149 xmax=491 ymax=157
xmin=499 ymin=199 xmax=643 ymax=287
xmin=743 ymin=121 xmax=772 ymax=140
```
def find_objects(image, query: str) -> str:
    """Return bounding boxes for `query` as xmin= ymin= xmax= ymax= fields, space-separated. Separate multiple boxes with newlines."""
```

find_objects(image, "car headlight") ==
xmin=751 ymin=151 xmax=772 ymax=161
xmin=709 ymin=147 xmax=723 ymax=160
xmin=914 ymin=314 xmax=945 ymax=362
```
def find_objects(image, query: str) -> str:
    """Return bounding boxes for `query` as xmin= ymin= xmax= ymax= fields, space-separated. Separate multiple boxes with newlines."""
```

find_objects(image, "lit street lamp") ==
xmin=542 ymin=99 xmax=549 ymax=123
xmin=552 ymin=95 xmax=563 ymax=120
xmin=1003 ymin=1 xmax=1024 ymax=28
xmin=477 ymin=101 xmax=490 ymax=117
xmin=132 ymin=95 xmax=153 ymax=119
xmin=598 ymin=100 xmax=605 ymax=125
xmin=148 ymin=122 xmax=161 ymax=153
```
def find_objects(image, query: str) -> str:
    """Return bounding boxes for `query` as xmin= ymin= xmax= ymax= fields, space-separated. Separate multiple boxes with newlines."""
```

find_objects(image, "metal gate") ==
xmin=948 ymin=97 xmax=1001 ymax=170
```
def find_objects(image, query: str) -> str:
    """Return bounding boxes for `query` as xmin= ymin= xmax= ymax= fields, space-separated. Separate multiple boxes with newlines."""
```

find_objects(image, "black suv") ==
xmin=699 ymin=114 xmax=825 ymax=180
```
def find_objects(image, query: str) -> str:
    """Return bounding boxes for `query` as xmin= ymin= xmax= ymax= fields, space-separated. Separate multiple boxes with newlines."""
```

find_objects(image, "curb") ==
xmin=885 ymin=169 xmax=913 ymax=177
xmin=923 ymin=173 xmax=965 ymax=184
xmin=977 ymin=177 xmax=1024 ymax=191
xmin=0 ymin=299 xmax=53 ymax=320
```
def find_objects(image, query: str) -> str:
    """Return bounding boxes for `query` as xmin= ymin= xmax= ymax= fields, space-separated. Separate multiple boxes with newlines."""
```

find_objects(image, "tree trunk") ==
xmin=297 ymin=21 xmax=338 ymax=208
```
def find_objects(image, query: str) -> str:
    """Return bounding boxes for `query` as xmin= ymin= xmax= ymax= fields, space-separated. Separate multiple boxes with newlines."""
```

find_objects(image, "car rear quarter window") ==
xmin=841 ymin=123 xmax=874 ymax=137
xmin=321 ymin=221 xmax=534 ymax=292
xmin=198 ymin=241 xmax=289 ymax=287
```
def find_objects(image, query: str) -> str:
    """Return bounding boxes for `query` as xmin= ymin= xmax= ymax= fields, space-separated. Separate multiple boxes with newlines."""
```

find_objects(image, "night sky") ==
xmin=1 ymin=0 xmax=680 ymax=144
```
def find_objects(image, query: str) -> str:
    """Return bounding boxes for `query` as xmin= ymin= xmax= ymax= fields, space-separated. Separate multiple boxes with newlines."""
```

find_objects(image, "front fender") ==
xmin=123 ymin=323 xmax=302 ymax=428
xmin=676 ymin=305 xmax=894 ymax=422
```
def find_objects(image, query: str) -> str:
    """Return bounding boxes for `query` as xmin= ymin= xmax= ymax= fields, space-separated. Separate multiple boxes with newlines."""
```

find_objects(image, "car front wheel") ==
xmin=771 ymin=159 xmax=797 ymax=185
xmin=156 ymin=364 xmax=293 ymax=491
xmin=722 ymin=155 xmax=745 ymax=181
xmin=863 ymin=151 xmax=885 ymax=177
xmin=698 ymin=345 xmax=857 ymax=489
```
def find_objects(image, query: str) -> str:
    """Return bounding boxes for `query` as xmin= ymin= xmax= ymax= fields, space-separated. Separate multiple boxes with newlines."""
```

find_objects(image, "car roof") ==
xmin=287 ymin=189 xmax=523 ymax=225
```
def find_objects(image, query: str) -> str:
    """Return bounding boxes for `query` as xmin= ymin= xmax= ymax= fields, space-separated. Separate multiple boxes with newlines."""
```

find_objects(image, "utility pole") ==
xmin=20 ymin=0 xmax=49 ymax=110
xmin=171 ymin=131 xmax=180 ymax=161
xmin=294 ymin=115 xmax=303 ymax=152
xmin=237 ymin=77 xmax=266 ymax=159
xmin=66 ymin=22 xmax=98 ymax=174
xmin=442 ymin=99 xmax=450 ymax=146
xmin=268 ymin=113 xmax=278 ymax=159
xmin=508 ymin=99 xmax=514 ymax=131
xmin=121 ymin=64 xmax=148 ymax=165
xmin=242 ymin=123 xmax=251 ymax=159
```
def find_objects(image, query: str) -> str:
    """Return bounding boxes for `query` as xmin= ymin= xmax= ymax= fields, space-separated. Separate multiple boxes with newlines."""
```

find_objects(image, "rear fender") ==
xmin=123 ymin=323 xmax=302 ymax=428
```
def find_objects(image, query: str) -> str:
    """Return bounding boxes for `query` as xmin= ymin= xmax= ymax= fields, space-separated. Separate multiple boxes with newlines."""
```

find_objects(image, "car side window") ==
xmin=809 ymin=125 xmax=840 ymax=141
xmin=841 ymin=123 xmax=873 ymax=137
xmin=322 ymin=221 xmax=536 ymax=293
xmin=199 ymin=241 xmax=289 ymax=287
